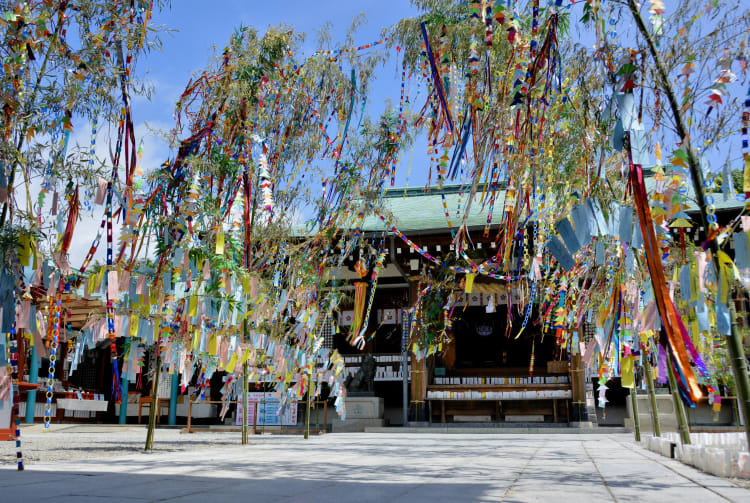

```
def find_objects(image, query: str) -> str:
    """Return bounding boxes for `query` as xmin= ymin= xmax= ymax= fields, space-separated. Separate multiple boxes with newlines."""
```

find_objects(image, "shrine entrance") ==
xmin=427 ymin=302 xmax=573 ymax=424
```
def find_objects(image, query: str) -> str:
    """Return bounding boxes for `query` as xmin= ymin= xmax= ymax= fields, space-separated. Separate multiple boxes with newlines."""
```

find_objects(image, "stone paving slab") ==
xmin=1 ymin=432 xmax=749 ymax=502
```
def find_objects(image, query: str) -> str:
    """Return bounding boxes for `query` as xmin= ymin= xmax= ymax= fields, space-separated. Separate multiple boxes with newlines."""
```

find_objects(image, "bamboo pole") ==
xmin=729 ymin=300 xmax=748 ymax=429
xmin=240 ymin=150 xmax=259 ymax=445
xmin=643 ymin=358 xmax=662 ymax=437
xmin=144 ymin=352 xmax=161 ymax=451
xmin=242 ymin=360 xmax=249 ymax=445
xmin=1 ymin=17 xmax=59 ymax=228
xmin=666 ymin=354 xmax=691 ymax=445
xmin=627 ymin=0 xmax=750 ymax=448
xmin=630 ymin=388 xmax=641 ymax=442
xmin=304 ymin=377 xmax=312 ymax=440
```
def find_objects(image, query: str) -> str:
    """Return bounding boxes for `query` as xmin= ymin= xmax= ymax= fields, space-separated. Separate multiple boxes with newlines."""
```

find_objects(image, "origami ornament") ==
xmin=258 ymin=154 xmax=274 ymax=218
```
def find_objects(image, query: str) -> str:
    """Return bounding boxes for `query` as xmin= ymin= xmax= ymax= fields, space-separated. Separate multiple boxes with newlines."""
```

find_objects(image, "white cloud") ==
xmin=14 ymin=117 xmax=173 ymax=269
xmin=66 ymin=120 xmax=172 ymax=267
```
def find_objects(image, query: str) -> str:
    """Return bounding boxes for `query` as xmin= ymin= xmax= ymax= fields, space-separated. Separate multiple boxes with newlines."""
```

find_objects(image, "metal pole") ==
xmin=643 ymin=358 xmax=661 ymax=437
xmin=24 ymin=344 xmax=38 ymax=423
xmin=242 ymin=360 xmax=249 ymax=445
xmin=630 ymin=388 xmax=641 ymax=442
xmin=666 ymin=354 xmax=691 ymax=445
xmin=304 ymin=379 xmax=312 ymax=440
xmin=316 ymin=399 xmax=320 ymax=433
xmin=401 ymin=347 xmax=408 ymax=427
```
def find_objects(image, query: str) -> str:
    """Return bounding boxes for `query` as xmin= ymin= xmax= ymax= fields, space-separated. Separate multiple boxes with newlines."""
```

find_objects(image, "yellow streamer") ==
xmin=717 ymin=251 xmax=740 ymax=304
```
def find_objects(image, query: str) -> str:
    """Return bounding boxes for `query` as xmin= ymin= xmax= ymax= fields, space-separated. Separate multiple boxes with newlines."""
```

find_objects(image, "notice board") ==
xmin=236 ymin=392 xmax=298 ymax=426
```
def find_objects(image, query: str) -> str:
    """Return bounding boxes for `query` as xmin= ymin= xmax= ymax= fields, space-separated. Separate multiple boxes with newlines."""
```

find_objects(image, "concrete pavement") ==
xmin=1 ymin=432 xmax=748 ymax=502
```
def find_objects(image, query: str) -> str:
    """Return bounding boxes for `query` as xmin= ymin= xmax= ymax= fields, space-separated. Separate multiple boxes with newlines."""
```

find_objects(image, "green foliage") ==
xmin=0 ymin=0 xmax=169 ymax=266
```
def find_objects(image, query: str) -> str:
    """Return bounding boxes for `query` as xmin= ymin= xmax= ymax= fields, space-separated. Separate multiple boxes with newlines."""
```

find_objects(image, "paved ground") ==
xmin=1 ymin=430 xmax=749 ymax=502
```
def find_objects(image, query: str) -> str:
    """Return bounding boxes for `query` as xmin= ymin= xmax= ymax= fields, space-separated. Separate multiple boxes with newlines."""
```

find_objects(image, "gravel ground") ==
xmin=0 ymin=424 xmax=302 ymax=465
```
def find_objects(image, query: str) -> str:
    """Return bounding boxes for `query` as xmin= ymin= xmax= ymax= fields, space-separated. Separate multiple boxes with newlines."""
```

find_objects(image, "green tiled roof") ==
xmin=294 ymin=170 xmax=743 ymax=237
xmin=360 ymin=184 xmax=503 ymax=233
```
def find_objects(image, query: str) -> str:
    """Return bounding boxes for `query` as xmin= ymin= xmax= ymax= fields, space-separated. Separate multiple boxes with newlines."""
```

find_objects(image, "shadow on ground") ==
xmin=1 ymin=433 xmax=746 ymax=502
xmin=0 ymin=468 xmax=494 ymax=503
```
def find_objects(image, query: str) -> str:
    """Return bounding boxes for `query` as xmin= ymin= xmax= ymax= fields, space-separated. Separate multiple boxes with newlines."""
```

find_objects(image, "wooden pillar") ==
xmin=410 ymin=354 xmax=427 ymax=421
xmin=570 ymin=353 xmax=584 ymax=422
xmin=408 ymin=276 xmax=426 ymax=421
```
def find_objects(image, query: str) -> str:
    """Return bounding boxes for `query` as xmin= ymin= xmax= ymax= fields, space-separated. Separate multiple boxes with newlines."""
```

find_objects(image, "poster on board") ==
xmin=236 ymin=392 xmax=298 ymax=426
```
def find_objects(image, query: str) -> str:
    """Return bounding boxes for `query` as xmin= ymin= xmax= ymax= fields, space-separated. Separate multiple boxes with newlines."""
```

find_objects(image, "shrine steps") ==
xmin=364 ymin=424 xmax=630 ymax=434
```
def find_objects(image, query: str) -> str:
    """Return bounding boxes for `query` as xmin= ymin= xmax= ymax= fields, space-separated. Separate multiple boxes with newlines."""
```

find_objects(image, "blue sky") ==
xmin=129 ymin=0 xmax=423 ymax=182
xmin=65 ymin=1 xmax=425 ymax=265
xmin=63 ymin=1 xmax=748 ymax=264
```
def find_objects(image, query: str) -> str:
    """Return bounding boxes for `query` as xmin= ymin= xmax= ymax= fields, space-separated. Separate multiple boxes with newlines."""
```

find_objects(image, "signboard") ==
xmin=236 ymin=392 xmax=298 ymax=426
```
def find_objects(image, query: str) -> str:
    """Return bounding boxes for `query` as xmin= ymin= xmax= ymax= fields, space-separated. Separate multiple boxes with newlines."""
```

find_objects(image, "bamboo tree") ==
xmin=666 ymin=354 xmax=691 ymax=445
xmin=144 ymin=351 xmax=162 ymax=451
xmin=0 ymin=2 xmax=166 ymax=239
xmin=630 ymin=387 xmax=641 ymax=441
xmin=627 ymin=0 xmax=750 ymax=448
xmin=242 ymin=358 xmax=249 ymax=445
xmin=304 ymin=374 xmax=312 ymax=440
xmin=643 ymin=359 xmax=661 ymax=437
